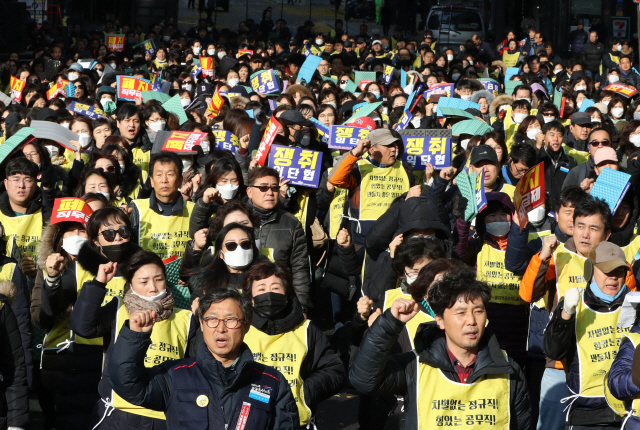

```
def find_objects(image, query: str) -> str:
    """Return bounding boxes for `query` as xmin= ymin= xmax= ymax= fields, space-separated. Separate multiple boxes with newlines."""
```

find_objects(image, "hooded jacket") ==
xmin=490 ymin=94 xmax=514 ymax=117
xmin=349 ymin=312 xmax=531 ymax=430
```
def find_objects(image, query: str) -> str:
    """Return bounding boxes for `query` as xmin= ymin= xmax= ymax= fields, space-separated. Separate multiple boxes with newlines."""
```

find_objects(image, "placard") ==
xmin=116 ymin=75 xmax=151 ymax=101
xmin=68 ymin=101 xmax=106 ymax=119
xmin=161 ymin=131 xmax=206 ymax=153
xmin=10 ymin=76 xmax=25 ymax=103
xmin=105 ymin=34 xmax=125 ymax=52
xmin=213 ymin=130 xmax=239 ymax=153
xmin=250 ymin=69 xmax=280 ymax=95
xmin=423 ymin=83 xmax=453 ymax=102
xmin=51 ymin=198 xmax=93 ymax=227
xmin=401 ymin=136 xmax=451 ymax=170
xmin=199 ymin=56 xmax=215 ymax=77
xmin=514 ymin=162 xmax=545 ymax=230
xmin=254 ymin=116 xmax=282 ymax=166
xmin=206 ymin=87 xmax=225 ymax=118
xmin=393 ymin=111 xmax=413 ymax=131
xmin=268 ymin=145 xmax=323 ymax=188
xmin=604 ymin=83 xmax=638 ymax=98
xmin=383 ymin=64 xmax=394 ymax=85
xmin=329 ymin=125 xmax=371 ymax=150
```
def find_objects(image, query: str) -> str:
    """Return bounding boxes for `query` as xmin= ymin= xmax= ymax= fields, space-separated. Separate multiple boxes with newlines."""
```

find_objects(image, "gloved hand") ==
xmin=562 ymin=287 xmax=584 ymax=315
xmin=39 ymin=166 xmax=57 ymax=189
xmin=451 ymin=193 xmax=469 ymax=220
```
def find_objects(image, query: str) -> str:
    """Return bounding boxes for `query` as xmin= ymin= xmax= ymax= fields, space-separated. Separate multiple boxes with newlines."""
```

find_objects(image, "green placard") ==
xmin=162 ymin=94 xmax=189 ymax=125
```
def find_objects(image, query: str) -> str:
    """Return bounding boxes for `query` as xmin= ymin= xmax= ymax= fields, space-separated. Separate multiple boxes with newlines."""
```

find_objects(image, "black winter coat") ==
xmin=580 ymin=41 xmax=605 ymax=73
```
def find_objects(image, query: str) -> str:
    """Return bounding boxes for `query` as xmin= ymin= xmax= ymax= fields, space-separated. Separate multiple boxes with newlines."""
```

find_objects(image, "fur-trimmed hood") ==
xmin=490 ymin=94 xmax=514 ymax=116
xmin=0 ymin=281 xmax=16 ymax=305
xmin=75 ymin=240 xmax=141 ymax=276
xmin=38 ymin=223 xmax=67 ymax=271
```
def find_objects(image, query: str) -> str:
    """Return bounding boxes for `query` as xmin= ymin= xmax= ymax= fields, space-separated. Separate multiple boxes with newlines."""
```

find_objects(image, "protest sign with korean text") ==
xmin=514 ymin=162 xmax=545 ymax=230
xmin=213 ymin=130 xmax=239 ymax=153
xmin=10 ymin=76 xmax=25 ymax=103
xmin=51 ymin=198 xmax=93 ymax=228
xmin=46 ymin=82 xmax=66 ymax=100
xmin=199 ymin=56 xmax=215 ymax=77
xmin=69 ymin=101 xmax=106 ymax=120
xmin=329 ymin=125 xmax=371 ymax=150
xmin=423 ymin=83 xmax=454 ymax=102
xmin=479 ymin=79 xmax=500 ymax=97
xmin=604 ymin=83 xmax=638 ymax=98
xmin=310 ymin=117 xmax=330 ymax=145
xmin=254 ymin=116 xmax=282 ymax=165
xmin=393 ymin=111 xmax=413 ymax=131
xmin=134 ymin=39 xmax=156 ymax=56
xmin=475 ymin=171 xmax=488 ymax=213
xmin=116 ymin=76 xmax=151 ymax=101
xmin=401 ymin=136 xmax=451 ymax=170
xmin=161 ymin=131 xmax=206 ymax=153
xmin=268 ymin=145 xmax=323 ymax=188
xmin=383 ymin=64 xmax=394 ymax=85
xmin=238 ymin=49 xmax=254 ymax=58
xmin=105 ymin=34 xmax=125 ymax=52
xmin=205 ymin=88 xmax=225 ymax=118
xmin=250 ymin=69 xmax=280 ymax=95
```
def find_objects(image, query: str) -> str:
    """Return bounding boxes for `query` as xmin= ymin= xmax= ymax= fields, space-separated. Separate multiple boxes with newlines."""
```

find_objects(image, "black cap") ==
xmin=356 ymin=37 xmax=366 ymax=44
xmin=343 ymin=40 xmax=353 ymax=48
xmin=341 ymin=100 xmax=357 ymax=114
xmin=465 ymin=108 xmax=483 ymax=118
xmin=289 ymin=38 xmax=297 ymax=46
xmin=279 ymin=110 xmax=312 ymax=127
xmin=250 ymin=54 xmax=264 ymax=63
xmin=469 ymin=145 xmax=498 ymax=165
xmin=4 ymin=113 xmax=22 ymax=131
xmin=37 ymin=108 xmax=58 ymax=121
xmin=571 ymin=112 xmax=593 ymax=126
xmin=197 ymin=82 xmax=212 ymax=96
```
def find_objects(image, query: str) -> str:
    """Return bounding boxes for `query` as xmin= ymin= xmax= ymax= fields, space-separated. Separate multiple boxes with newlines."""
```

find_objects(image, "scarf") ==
xmin=123 ymin=286 xmax=175 ymax=321
xmin=488 ymin=234 xmax=509 ymax=251
xmin=589 ymin=279 xmax=629 ymax=304
xmin=249 ymin=200 xmax=275 ymax=225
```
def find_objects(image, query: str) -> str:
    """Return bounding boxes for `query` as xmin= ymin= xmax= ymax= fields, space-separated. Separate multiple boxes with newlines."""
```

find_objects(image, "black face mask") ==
xmin=101 ymin=241 xmax=132 ymax=263
xmin=293 ymin=128 xmax=306 ymax=144
xmin=105 ymin=172 xmax=118 ymax=185
xmin=253 ymin=292 xmax=288 ymax=319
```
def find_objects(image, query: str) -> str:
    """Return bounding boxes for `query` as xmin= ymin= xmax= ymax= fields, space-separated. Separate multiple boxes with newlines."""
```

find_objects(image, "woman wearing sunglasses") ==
xmin=69 ymin=249 xmax=195 ymax=428
xmin=39 ymin=207 xmax=141 ymax=429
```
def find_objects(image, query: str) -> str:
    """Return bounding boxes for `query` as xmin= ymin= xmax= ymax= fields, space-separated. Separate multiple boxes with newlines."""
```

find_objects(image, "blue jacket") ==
xmin=608 ymin=323 xmax=640 ymax=429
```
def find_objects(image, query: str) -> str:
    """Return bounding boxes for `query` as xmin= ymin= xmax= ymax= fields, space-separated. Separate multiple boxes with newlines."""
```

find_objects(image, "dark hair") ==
xmin=207 ymin=200 xmax=260 ymax=244
xmin=512 ymin=99 xmax=531 ymax=111
xmin=391 ymin=237 xmax=446 ymax=277
xmin=74 ymin=169 xmax=115 ymax=204
xmin=142 ymin=104 xmax=169 ymax=123
xmin=553 ymin=185 xmax=589 ymax=213
xmin=193 ymin=158 xmax=244 ymax=202
xmin=410 ymin=258 xmax=462 ymax=302
xmin=479 ymin=132 xmax=508 ymax=164
xmin=513 ymin=84 xmax=532 ymax=98
xmin=198 ymin=287 xmax=253 ymax=324
xmin=116 ymin=104 xmax=141 ymax=122
xmin=241 ymin=260 xmax=295 ymax=300
xmin=587 ymin=126 xmax=610 ymax=143
xmin=80 ymin=192 xmax=110 ymax=208
xmin=542 ymin=120 xmax=565 ymax=135
xmin=509 ymin=143 xmax=537 ymax=168
xmin=122 ymin=250 xmax=166 ymax=287
xmin=573 ymin=196 xmax=612 ymax=233
xmin=248 ymin=166 xmax=279 ymax=186
xmin=5 ymin=156 xmax=38 ymax=179
xmin=429 ymin=266 xmax=491 ymax=317
xmin=516 ymin=115 xmax=542 ymax=137
xmin=149 ymin=151 xmax=183 ymax=177
xmin=86 ymin=206 xmax=131 ymax=241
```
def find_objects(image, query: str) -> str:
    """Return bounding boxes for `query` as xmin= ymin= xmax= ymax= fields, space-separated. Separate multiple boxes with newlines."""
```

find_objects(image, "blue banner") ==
xmin=150 ymin=70 xmax=162 ymax=91
xmin=475 ymin=170 xmax=487 ymax=213
xmin=310 ymin=117 xmax=330 ymax=145
xmin=298 ymin=55 xmax=322 ymax=84
xmin=479 ymin=79 xmax=500 ymax=97
xmin=142 ymin=39 xmax=156 ymax=56
xmin=328 ymin=125 xmax=371 ymax=150
xmin=68 ymin=101 xmax=106 ymax=119
xmin=393 ymin=110 xmax=413 ymax=131
xmin=212 ymin=130 xmax=239 ymax=153
xmin=401 ymin=69 xmax=407 ymax=88
xmin=383 ymin=64 xmax=394 ymax=85
xmin=423 ymin=83 xmax=454 ymax=102
xmin=268 ymin=145 xmax=323 ymax=188
xmin=250 ymin=69 xmax=280 ymax=95
xmin=401 ymin=136 xmax=451 ymax=170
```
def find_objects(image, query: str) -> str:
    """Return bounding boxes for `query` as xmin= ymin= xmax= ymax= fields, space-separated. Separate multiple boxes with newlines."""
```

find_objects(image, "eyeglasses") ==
xmin=224 ymin=240 xmax=252 ymax=252
xmin=251 ymin=185 xmax=280 ymax=193
xmin=99 ymin=226 xmax=131 ymax=242
xmin=28 ymin=79 xmax=39 ymax=83
xmin=8 ymin=177 xmax=35 ymax=187
xmin=75 ymin=84 xmax=86 ymax=90
xmin=589 ymin=139 xmax=611 ymax=147
xmin=511 ymin=163 xmax=529 ymax=176
xmin=96 ymin=165 xmax=116 ymax=173
xmin=202 ymin=316 xmax=245 ymax=329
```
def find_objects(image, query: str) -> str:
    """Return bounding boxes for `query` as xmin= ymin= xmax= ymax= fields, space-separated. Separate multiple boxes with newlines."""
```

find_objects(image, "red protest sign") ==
xmin=117 ymin=76 xmax=151 ymax=101
xmin=47 ymin=83 xmax=66 ymax=100
xmin=162 ymin=131 xmax=206 ymax=153
xmin=205 ymin=87 xmax=224 ymax=118
xmin=604 ymin=83 xmax=638 ymax=98
xmin=358 ymin=80 xmax=373 ymax=91
xmin=199 ymin=56 xmax=215 ymax=77
xmin=254 ymin=116 xmax=282 ymax=166
xmin=514 ymin=162 xmax=545 ymax=231
xmin=51 ymin=198 xmax=93 ymax=227
xmin=106 ymin=34 xmax=125 ymax=52
xmin=10 ymin=76 xmax=25 ymax=103
xmin=237 ymin=49 xmax=254 ymax=58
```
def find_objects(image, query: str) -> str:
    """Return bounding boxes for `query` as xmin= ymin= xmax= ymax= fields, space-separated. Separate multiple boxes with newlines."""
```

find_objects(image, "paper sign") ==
xmin=590 ymin=167 xmax=631 ymax=215
xmin=199 ymin=56 xmax=215 ymax=78
xmin=578 ymin=98 xmax=596 ymax=112
xmin=456 ymin=170 xmax=479 ymax=222
xmin=358 ymin=80 xmax=373 ymax=91
xmin=10 ymin=76 xmax=25 ymax=102
xmin=237 ymin=48 xmax=254 ymax=58
xmin=479 ymin=79 xmax=500 ymax=97
xmin=514 ymin=162 xmax=545 ymax=230
xmin=254 ymin=116 xmax=282 ymax=166
xmin=405 ymin=85 xmax=423 ymax=112
xmin=116 ymin=75 xmax=151 ymax=101
xmin=475 ymin=171 xmax=487 ymax=213
xmin=505 ymin=67 xmax=520 ymax=81
xmin=400 ymin=69 xmax=407 ymax=88
xmin=329 ymin=125 xmax=371 ymax=150
xmin=30 ymin=121 xmax=79 ymax=151
xmin=436 ymin=97 xmax=481 ymax=117
xmin=0 ymin=127 xmax=36 ymax=165
xmin=383 ymin=64 xmax=394 ymax=85
xmin=136 ymin=39 xmax=156 ymax=56
xmin=343 ymin=101 xmax=383 ymax=124
xmin=268 ymin=145 xmax=323 ymax=188
xmin=46 ymin=82 xmax=66 ymax=100
xmin=206 ymin=87 xmax=225 ymax=118
xmin=105 ymin=34 xmax=125 ymax=52
xmin=354 ymin=71 xmax=376 ymax=86
xmin=51 ymin=198 xmax=93 ymax=227
xmin=423 ymin=83 xmax=454 ymax=102
xmin=343 ymin=79 xmax=358 ymax=93
xmin=298 ymin=55 xmax=322 ymax=84
xmin=213 ymin=130 xmax=239 ymax=153
xmin=149 ymin=71 xmax=163 ymax=91
xmin=604 ymin=83 xmax=638 ymax=98
xmin=161 ymin=131 xmax=206 ymax=153
xmin=69 ymin=101 xmax=106 ymax=120
xmin=250 ymin=69 xmax=280 ymax=95
xmin=310 ymin=117 xmax=330 ymax=145
xmin=393 ymin=111 xmax=413 ymax=131
xmin=401 ymin=136 xmax=451 ymax=170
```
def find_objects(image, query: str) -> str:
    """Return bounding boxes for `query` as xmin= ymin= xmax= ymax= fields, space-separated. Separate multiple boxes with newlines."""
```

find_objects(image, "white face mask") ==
xmin=96 ymin=190 xmax=110 ymax=199
xmin=410 ymin=116 xmax=422 ymax=128
xmin=575 ymin=85 xmax=586 ymax=92
xmin=405 ymin=274 xmax=418 ymax=285
xmin=96 ymin=69 xmax=103 ymax=77
xmin=217 ymin=52 xmax=226 ymax=59
xmin=68 ymin=72 xmax=79 ymax=81
xmin=513 ymin=113 xmax=527 ymax=124
xmin=200 ymin=139 xmax=210 ymax=153
xmin=163 ymin=35 xmax=170 ymax=42
xmin=62 ymin=235 xmax=88 ymax=256
xmin=315 ymin=38 xmax=323 ymax=45
xmin=207 ymin=26 xmax=212 ymax=31
xmin=612 ymin=107 xmax=624 ymax=118
xmin=543 ymin=116 xmax=555 ymax=123
xmin=119 ymin=163 xmax=126 ymax=173
xmin=149 ymin=120 xmax=165 ymax=133
xmin=78 ymin=133 xmax=92 ymax=148
xmin=370 ymin=91 xmax=381 ymax=97
xmin=131 ymin=288 xmax=167 ymax=302
xmin=576 ymin=101 xmax=583 ymax=109
xmin=223 ymin=247 xmax=253 ymax=269
xmin=460 ymin=139 xmax=470 ymax=150
xmin=326 ymin=102 xmax=337 ymax=109
xmin=382 ymin=107 xmax=388 ymax=116
xmin=591 ymin=117 xmax=601 ymax=123
xmin=45 ymin=144 xmax=59 ymax=158
xmin=527 ymin=206 xmax=546 ymax=223
xmin=554 ymin=69 xmax=563 ymax=75
xmin=180 ymin=98 xmax=191 ymax=108
xmin=485 ymin=221 xmax=511 ymax=237
xmin=339 ymin=83 xmax=347 ymax=90
xmin=630 ymin=135 xmax=640 ymax=146
xmin=60 ymin=122 xmax=70 ymax=129
xmin=207 ymin=48 xmax=216 ymax=56
xmin=227 ymin=78 xmax=239 ymax=88
xmin=216 ymin=183 xmax=239 ymax=200
xmin=451 ymin=73 xmax=461 ymax=81
xmin=193 ymin=46 xmax=201 ymax=55
xmin=526 ymin=128 xmax=541 ymax=139
xmin=460 ymin=94 xmax=472 ymax=101
xmin=100 ymin=98 xmax=111 ymax=108
xmin=182 ymin=157 xmax=193 ymax=171
xmin=109 ymin=63 xmax=117 ymax=69
xmin=603 ymin=100 xmax=611 ymax=106
xmin=617 ymin=45 xmax=622 ymax=52
xmin=447 ymin=54 xmax=454 ymax=61
xmin=609 ymin=75 xmax=619 ymax=83
xmin=182 ymin=83 xmax=193 ymax=92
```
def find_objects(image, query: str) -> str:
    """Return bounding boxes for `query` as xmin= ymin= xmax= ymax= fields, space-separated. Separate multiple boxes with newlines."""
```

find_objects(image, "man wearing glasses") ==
xmin=108 ymin=288 xmax=299 ymax=428
xmin=563 ymin=124 xmax=610 ymax=189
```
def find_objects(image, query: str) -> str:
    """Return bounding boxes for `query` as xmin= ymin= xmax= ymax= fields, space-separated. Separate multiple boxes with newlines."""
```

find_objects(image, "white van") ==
xmin=425 ymin=6 xmax=485 ymax=52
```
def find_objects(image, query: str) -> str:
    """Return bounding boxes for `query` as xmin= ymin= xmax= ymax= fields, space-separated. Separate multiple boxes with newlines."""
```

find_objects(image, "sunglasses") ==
xmin=224 ymin=240 xmax=252 ymax=252
xmin=96 ymin=165 xmax=116 ymax=173
xmin=251 ymin=185 xmax=280 ymax=193
xmin=100 ymin=226 xmax=131 ymax=242
xmin=590 ymin=140 xmax=611 ymax=147
xmin=75 ymin=84 xmax=86 ymax=89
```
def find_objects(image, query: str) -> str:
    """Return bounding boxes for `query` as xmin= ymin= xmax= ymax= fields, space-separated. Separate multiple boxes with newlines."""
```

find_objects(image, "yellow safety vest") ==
xmin=327 ymin=167 xmax=348 ymax=238
xmin=416 ymin=356 xmax=511 ymax=428
xmin=131 ymin=199 xmax=194 ymax=260
xmin=502 ymin=51 xmax=520 ymax=68
xmin=563 ymin=144 xmax=589 ymax=165
xmin=554 ymin=243 xmax=587 ymax=301
xmin=575 ymin=294 xmax=629 ymax=401
xmin=0 ymin=209 xmax=43 ymax=259
xmin=604 ymin=332 xmax=640 ymax=418
xmin=622 ymin=235 xmax=640 ymax=263
xmin=529 ymin=229 xmax=552 ymax=242
xmin=60 ymin=149 xmax=90 ymax=172
xmin=132 ymin=147 xmax=150 ymax=173
xmin=476 ymin=244 xmax=525 ymax=305
xmin=293 ymin=192 xmax=309 ymax=232
xmin=356 ymin=159 xmax=410 ymax=221
xmin=383 ymin=287 xmax=435 ymax=349
xmin=42 ymin=263 xmax=126 ymax=351
xmin=112 ymin=303 xmax=192 ymax=419
xmin=244 ymin=320 xmax=312 ymax=426
xmin=497 ymin=183 xmax=516 ymax=202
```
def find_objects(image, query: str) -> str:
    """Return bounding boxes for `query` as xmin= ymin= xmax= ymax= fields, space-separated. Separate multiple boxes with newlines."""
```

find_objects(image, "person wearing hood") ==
xmin=563 ymin=125 xmax=609 ymax=189
xmin=544 ymin=241 xmax=635 ymax=428
xmin=349 ymin=268 xmax=531 ymax=429
xmin=129 ymin=152 xmax=194 ymax=260
xmin=490 ymin=94 xmax=514 ymax=120
xmin=242 ymin=260 xmax=345 ymax=429
xmin=113 ymin=104 xmax=153 ymax=174
xmin=69 ymin=249 xmax=195 ymax=428
xmin=471 ymin=89 xmax=495 ymax=123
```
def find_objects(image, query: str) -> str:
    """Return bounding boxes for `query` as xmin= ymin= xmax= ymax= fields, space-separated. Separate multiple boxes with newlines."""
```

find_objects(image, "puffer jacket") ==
xmin=349 ymin=311 xmax=531 ymax=430
xmin=544 ymin=285 xmax=627 ymax=426
xmin=490 ymin=94 xmax=514 ymax=117
xmin=0 ymin=288 xmax=28 ymax=430
xmin=580 ymin=41 xmax=605 ymax=73
xmin=607 ymin=322 xmax=640 ymax=429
